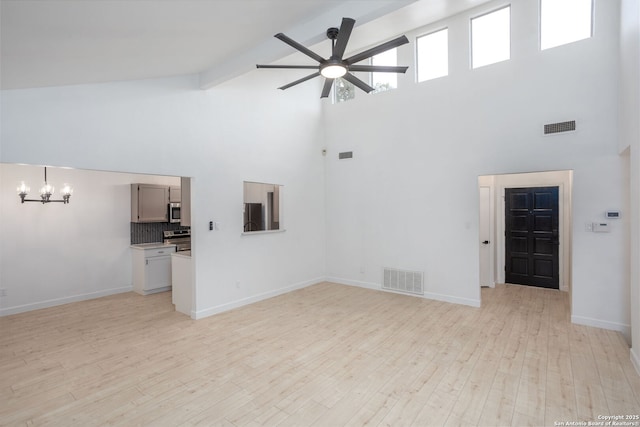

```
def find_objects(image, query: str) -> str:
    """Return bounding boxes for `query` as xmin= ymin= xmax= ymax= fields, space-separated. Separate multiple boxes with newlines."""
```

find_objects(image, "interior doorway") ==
xmin=478 ymin=170 xmax=573 ymax=295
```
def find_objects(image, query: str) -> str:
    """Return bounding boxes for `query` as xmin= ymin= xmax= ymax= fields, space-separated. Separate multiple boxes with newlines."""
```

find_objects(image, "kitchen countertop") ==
xmin=130 ymin=242 xmax=177 ymax=250
xmin=172 ymin=250 xmax=191 ymax=258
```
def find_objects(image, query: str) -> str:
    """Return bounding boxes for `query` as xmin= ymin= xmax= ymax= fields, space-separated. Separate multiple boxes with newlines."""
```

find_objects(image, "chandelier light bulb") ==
xmin=17 ymin=181 xmax=30 ymax=195
xmin=40 ymin=183 xmax=54 ymax=196
xmin=61 ymin=184 xmax=73 ymax=196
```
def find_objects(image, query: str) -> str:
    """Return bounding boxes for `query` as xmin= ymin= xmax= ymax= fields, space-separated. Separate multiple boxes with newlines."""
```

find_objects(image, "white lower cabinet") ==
xmin=132 ymin=245 xmax=177 ymax=295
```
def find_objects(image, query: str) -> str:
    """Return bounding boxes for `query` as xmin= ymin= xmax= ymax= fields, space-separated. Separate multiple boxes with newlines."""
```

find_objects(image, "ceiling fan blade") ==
xmin=343 ymin=73 xmax=375 ymax=93
xmin=275 ymin=33 xmax=325 ymax=63
xmin=348 ymin=65 xmax=409 ymax=73
xmin=278 ymin=72 xmax=320 ymax=90
xmin=320 ymin=79 xmax=333 ymax=98
xmin=333 ymin=18 xmax=355 ymax=59
xmin=257 ymin=64 xmax=319 ymax=70
xmin=345 ymin=35 xmax=410 ymax=65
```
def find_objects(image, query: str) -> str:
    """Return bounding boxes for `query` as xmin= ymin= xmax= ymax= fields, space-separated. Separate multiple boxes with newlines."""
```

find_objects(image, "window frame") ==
xmin=332 ymin=77 xmax=356 ymax=104
xmin=470 ymin=4 xmax=512 ymax=69
xmin=369 ymin=47 xmax=399 ymax=94
xmin=539 ymin=0 xmax=594 ymax=51
xmin=242 ymin=181 xmax=284 ymax=235
xmin=415 ymin=26 xmax=449 ymax=83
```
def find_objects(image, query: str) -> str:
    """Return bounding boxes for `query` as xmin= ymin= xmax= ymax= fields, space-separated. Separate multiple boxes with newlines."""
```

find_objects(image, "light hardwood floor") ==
xmin=1 ymin=282 xmax=639 ymax=426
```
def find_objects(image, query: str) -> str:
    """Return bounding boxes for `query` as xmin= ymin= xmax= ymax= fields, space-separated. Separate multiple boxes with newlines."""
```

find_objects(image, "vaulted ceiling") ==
xmin=0 ymin=0 xmax=491 ymax=91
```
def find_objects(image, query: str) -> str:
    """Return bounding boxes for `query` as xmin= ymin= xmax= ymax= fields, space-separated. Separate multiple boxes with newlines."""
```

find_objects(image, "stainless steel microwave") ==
xmin=169 ymin=202 xmax=181 ymax=223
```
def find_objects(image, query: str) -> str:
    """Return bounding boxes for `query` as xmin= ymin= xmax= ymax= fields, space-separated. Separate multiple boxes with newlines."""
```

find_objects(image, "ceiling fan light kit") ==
xmin=320 ymin=63 xmax=347 ymax=79
xmin=257 ymin=17 xmax=409 ymax=98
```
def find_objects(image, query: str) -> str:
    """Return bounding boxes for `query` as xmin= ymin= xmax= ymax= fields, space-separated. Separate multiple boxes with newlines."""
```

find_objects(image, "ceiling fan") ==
xmin=256 ymin=17 xmax=409 ymax=98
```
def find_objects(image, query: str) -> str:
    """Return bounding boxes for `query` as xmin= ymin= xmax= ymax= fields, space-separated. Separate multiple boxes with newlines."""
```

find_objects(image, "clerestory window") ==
xmin=471 ymin=6 xmax=511 ymax=69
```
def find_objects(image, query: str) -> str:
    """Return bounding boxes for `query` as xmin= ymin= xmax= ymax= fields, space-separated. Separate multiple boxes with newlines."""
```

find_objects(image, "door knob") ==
xmin=482 ymin=240 xmax=490 ymax=244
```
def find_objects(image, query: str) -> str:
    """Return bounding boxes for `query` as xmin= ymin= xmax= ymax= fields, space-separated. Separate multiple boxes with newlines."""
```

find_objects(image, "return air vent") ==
xmin=544 ymin=120 xmax=576 ymax=135
xmin=383 ymin=267 xmax=424 ymax=295
xmin=338 ymin=151 xmax=353 ymax=159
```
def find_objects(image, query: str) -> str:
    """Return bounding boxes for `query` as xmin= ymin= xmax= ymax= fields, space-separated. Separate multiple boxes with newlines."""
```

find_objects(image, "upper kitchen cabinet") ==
xmin=169 ymin=186 xmax=181 ymax=203
xmin=131 ymin=184 xmax=169 ymax=222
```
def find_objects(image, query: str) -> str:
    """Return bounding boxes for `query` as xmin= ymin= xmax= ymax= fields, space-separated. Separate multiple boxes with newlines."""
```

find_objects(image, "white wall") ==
xmin=0 ymin=163 xmax=178 ymax=314
xmin=0 ymin=0 xmax=635 ymax=349
xmin=0 ymin=72 xmax=327 ymax=319
xmin=323 ymin=0 xmax=629 ymax=335
xmin=620 ymin=0 xmax=640 ymax=371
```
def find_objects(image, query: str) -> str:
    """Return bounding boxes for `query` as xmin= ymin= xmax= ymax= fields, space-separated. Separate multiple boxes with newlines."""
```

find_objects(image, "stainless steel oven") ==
xmin=163 ymin=229 xmax=190 ymax=251
xmin=168 ymin=202 xmax=181 ymax=223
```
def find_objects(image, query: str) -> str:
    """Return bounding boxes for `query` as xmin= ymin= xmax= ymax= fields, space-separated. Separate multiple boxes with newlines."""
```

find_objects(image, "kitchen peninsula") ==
xmin=171 ymin=251 xmax=192 ymax=316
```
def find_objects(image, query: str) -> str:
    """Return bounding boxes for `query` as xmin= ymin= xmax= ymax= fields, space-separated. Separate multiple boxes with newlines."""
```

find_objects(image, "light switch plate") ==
xmin=593 ymin=222 xmax=610 ymax=232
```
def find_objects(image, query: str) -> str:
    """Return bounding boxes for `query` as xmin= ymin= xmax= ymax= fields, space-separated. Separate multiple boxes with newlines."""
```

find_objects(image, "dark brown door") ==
xmin=505 ymin=187 xmax=559 ymax=289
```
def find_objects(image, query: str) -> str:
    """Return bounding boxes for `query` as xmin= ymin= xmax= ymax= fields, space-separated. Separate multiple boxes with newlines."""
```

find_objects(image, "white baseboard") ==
xmin=326 ymin=277 xmax=378 ymax=291
xmin=326 ymin=277 xmax=481 ymax=308
xmin=423 ymin=291 xmax=481 ymax=308
xmin=571 ymin=314 xmax=631 ymax=339
xmin=631 ymin=348 xmax=640 ymax=377
xmin=191 ymin=277 xmax=325 ymax=320
xmin=0 ymin=286 xmax=133 ymax=316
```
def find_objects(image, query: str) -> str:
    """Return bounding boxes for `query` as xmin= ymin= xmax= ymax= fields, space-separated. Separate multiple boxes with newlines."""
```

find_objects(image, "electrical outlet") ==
xmin=0 ymin=289 xmax=7 ymax=297
xmin=585 ymin=223 xmax=593 ymax=232
xmin=235 ymin=281 xmax=240 ymax=289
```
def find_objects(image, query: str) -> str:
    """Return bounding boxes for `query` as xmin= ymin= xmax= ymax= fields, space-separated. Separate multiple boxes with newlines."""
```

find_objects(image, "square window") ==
xmin=371 ymin=48 xmax=398 ymax=93
xmin=540 ymin=0 xmax=592 ymax=50
xmin=334 ymin=78 xmax=356 ymax=103
xmin=416 ymin=28 xmax=449 ymax=82
xmin=471 ymin=6 xmax=511 ymax=69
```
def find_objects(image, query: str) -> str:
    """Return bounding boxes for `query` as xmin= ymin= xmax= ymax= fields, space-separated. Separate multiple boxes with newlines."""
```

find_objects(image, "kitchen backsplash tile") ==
xmin=131 ymin=222 xmax=190 ymax=244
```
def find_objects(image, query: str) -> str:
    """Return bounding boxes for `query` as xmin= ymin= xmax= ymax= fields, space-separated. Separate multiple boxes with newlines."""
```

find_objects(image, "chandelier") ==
xmin=17 ymin=167 xmax=73 ymax=204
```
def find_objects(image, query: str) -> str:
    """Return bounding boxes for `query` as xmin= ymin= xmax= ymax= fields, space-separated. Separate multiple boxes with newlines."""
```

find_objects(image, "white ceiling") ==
xmin=0 ymin=0 xmax=491 ymax=91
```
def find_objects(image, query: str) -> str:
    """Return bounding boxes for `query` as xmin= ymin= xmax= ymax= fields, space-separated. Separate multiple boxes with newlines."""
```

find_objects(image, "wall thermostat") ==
xmin=606 ymin=210 xmax=621 ymax=219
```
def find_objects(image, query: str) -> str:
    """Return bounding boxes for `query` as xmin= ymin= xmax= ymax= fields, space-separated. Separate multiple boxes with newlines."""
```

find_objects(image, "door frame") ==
xmin=494 ymin=171 xmax=573 ymax=292
xmin=478 ymin=180 xmax=495 ymax=288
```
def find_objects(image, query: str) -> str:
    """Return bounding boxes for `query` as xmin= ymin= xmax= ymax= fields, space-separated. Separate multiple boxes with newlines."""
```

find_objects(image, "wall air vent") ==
xmin=544 ymin=120 xmax=576 ymax=135
xmin=338 ymin=151 xmax=353 ymax=159
xmin=383 ymin=267 xmax=424 ymax=295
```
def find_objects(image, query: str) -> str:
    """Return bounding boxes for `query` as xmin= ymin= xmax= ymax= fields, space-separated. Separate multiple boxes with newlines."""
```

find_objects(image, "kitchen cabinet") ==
xmin=169 ymin=186 xmax=181 ymax=203
xmin=131 ymin=245 xmax=176 ymax=295
xmin=131 ymin=184 xmax=169 ymax=223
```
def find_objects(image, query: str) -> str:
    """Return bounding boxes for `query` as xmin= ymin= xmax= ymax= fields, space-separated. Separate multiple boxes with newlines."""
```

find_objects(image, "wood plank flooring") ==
xmin=1 ymin=282 xmax=639 ymax=426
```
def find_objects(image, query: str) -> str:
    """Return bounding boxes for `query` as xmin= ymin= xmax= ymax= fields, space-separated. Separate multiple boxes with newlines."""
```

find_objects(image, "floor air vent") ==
xmin=544 ymin=120 xmax=576 ymax=135
xmin=383 ymin=268 xmax=424 ymax=295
